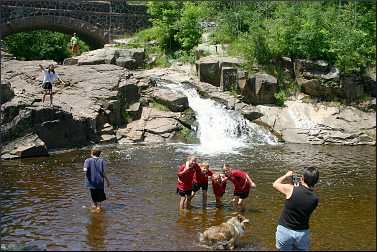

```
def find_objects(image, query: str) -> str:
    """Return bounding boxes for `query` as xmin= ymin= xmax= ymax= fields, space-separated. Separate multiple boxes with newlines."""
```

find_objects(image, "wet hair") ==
xmin=303 ymin=166 xmax=319 ymax=187
xmin=91 ymin=147 xmax=101 ymax=157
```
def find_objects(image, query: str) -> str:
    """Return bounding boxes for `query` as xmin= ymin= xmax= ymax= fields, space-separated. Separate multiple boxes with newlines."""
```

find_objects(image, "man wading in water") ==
xmin=84 ymin=147 xmax=111 ymax=212
xmin=39 ymin=64 xmax=65 ymax=106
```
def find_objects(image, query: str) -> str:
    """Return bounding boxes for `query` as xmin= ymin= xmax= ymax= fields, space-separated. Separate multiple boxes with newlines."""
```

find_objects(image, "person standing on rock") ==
xmin=83 ymin=146 xmax=111 ymax=212
xmin=39 ymin=64 xmax=65 ymax=106
xmin=222 ymin=164 xmax=256 ymax=212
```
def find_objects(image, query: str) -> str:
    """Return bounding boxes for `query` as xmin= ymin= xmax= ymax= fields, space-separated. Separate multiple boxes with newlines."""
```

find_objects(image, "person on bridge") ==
xmin=39 ymin=64 xmax=65 ymax=106
xmin=70 ymin=33 xmax=80 ymax=54
xmin=222 ymin=163 xmax=256 ymax=212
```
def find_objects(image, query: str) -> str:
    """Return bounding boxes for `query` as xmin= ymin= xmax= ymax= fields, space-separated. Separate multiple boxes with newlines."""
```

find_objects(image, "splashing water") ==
xmin=158 ymin=81 xmax=278 ymax=155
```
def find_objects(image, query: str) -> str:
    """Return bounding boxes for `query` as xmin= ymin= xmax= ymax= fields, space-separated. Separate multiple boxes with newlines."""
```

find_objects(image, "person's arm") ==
xmin=177 ymin=165 xmax=191 ymax=177
xmin=103 ymin=171 xmax=110 ymax=188
xmin=83 ymin=159 xmax=88 ymax=172
xmin=272 ymin=171 xmax=294 ymax=198
xmin=246 ymin=173 xmax=256 ymax=188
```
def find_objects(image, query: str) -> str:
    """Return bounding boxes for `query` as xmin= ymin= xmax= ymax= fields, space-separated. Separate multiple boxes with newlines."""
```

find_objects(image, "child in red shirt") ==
xmin=211 ymin=173 xmax=227 ymax=208
xmin=223 ymin=163 xmax=256 ymax=211
xmin=191 ymin=162 xmax=213 ymax=207
xmin=177 ymin=156 xmax=200 ymax=210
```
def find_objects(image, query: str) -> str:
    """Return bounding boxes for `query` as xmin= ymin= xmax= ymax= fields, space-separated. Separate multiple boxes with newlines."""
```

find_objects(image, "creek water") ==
xmin=0 ymin=144 xmax=375 ymax=251
xmin=1 ymin=82 xmax=375 ymax=251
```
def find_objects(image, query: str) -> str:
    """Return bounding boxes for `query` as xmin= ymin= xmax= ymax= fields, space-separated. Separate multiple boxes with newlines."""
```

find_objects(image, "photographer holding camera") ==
xmin=272 ymin=167 xmax=319 ymax=251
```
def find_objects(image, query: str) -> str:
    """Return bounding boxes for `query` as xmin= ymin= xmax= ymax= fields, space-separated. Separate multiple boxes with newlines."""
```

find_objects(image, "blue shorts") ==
xmin=275 ymin=225 xmax=310 ymax=251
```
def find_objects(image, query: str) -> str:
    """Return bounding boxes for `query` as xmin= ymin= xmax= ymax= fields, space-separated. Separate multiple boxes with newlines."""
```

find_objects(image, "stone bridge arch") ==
xmin=1 ymin=16 xmax=108 ymax=49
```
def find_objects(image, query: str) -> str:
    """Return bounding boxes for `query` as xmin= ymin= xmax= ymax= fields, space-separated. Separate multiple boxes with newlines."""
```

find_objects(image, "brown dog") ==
xmin=199 ymin=214 xmax=250 ymax=250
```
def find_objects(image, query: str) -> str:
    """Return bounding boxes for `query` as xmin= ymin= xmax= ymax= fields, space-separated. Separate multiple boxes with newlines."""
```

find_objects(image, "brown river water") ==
xmin=0 ymin=143 xmax=375 ymax=251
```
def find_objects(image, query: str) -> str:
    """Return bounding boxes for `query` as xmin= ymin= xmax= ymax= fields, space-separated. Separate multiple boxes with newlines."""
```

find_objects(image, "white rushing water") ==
xmin=159 ymin=81 xmax=278 ymax=155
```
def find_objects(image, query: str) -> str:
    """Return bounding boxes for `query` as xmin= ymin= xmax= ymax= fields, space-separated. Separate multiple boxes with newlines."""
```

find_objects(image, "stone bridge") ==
xmin=0 ymin=0 xmax=151 ymax=48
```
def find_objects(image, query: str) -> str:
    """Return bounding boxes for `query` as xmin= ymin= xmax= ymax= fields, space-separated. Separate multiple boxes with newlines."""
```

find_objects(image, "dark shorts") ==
xmin=90 ymin=188 xmax=106 ymax=203
xmin=215 ymin=192 xmax=225 ymax=198
xmin=192 ymin=183 xmax=208 ymax=192
xmin=42 ymin=82 xmax=52 ymax=90
xmin=176 ymin=188 xmax=192 ymax=197
xmin=234 ymin=190 xmax=250 ymax=199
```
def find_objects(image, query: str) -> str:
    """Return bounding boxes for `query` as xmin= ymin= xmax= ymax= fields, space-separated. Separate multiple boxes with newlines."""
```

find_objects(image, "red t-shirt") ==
xmin=176 ymin=163 xmax=200 ymax=191
xmin=193 ymin=167 xmax=213 ymax=185
xmin=226 ymin=169 xmax=251 ymax=193
xmin=212 ymin=179 xmax=226 ymax=198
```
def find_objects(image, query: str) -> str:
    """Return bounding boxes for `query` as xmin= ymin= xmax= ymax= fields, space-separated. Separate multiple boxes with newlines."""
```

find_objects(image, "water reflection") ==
xmin=86 ymin=211 xmax=107 ymax=251
xmin=0 ymin=144 xmax=375 ymax=251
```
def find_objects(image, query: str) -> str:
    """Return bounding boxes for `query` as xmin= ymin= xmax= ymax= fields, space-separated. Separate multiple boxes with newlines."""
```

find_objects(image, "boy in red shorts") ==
xmin=223 ymin=163 xmax=256 ymax=212
xmin=211 ymin=173 xmax=227 ymax=208
xmin=177 ymin=156 xmax=201 ymax=210
xmin=191 ymin=162 xmax=213 ymax=207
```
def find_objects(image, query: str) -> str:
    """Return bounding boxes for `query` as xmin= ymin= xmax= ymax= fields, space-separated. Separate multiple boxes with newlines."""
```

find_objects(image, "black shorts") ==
xmin=42 ymin=82 xmax=52 ymax=90
xmin=192 ymin=183 xmax=208 ymax=192
xmin=234 ymin=190 xmax=250 ymax=199
xmin=90 ymin=188 xmax=106 ymax=203
xmin=176 ymin=188 xmax=192 ymax=197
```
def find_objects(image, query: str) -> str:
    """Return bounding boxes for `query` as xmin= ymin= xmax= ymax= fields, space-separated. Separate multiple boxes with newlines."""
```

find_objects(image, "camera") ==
xmin=291 ymin=174 xmax=300 ymax=187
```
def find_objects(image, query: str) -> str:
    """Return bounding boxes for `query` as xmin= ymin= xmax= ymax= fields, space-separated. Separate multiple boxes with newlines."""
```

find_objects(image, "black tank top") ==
xmin=278 ymin=185 xmax=319 ymax=230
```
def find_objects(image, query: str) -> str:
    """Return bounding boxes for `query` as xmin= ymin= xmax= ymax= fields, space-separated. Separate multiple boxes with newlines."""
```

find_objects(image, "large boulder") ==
xmin=116 ymin=107 xmax=184 ymax=143
xmin=196 ymin=56 xmax=243 ymax=86
xmin=76 ymin=47 xmax=144 ymax=69
xmin=195 ymin=43 xmax=228 ymax=59
xmin=152 ymin=88 xmax=189 ymax=112
xmin=300 ymin=79 xmax=343 ymax=97
xmin=1 ymin=134 xmax=48 ymax=160
xmin=254 ymin=100 xmax=376 ymax=145
xmin=241 ymin=73 xmax=277 ymax=105
xmin=0 ymin=80 xmax=15 ymax=104
xmin=115 ymin=48 xmax=145 ymax=69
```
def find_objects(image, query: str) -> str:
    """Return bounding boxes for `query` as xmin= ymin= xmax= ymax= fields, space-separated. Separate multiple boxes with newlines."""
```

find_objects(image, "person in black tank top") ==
xmin=273 ymin=167 xmax=319 ymax=251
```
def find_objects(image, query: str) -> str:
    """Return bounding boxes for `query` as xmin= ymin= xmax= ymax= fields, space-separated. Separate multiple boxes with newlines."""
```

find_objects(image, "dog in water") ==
xmin=199 ymin=214 xmax=250 ymax=250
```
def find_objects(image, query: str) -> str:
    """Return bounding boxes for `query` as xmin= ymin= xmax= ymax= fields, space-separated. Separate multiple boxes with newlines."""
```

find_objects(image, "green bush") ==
xmin=274 ymin=90 xmax=287 ymax=107
xmin=4 ymin=30 xmax=90 ymax=62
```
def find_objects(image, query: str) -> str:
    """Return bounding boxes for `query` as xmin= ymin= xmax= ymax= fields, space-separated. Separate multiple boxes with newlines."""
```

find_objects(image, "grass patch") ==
xmin=150 ymin=101 xmax=170 ymax=111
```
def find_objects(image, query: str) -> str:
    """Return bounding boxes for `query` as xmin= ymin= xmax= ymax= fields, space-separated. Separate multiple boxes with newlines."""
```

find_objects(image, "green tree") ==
xmin=4 ymin=30 xmax=90 ymax=62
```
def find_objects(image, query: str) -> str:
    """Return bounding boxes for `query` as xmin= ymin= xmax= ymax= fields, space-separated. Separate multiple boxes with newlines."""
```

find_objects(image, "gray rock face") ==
xmin=1 ymin=134 xmax=48 ymax=159
xmin=0 ymin=59 xmax=137 ymax=156
xmin=152 ymin=89 xmax=189 ymax=112
xmin=116 ymin=107 xmax=186 ymax=143
xmin=77 ymin=47 xmax=145 ymax=69
xmin=255 ymin=100 xmax=376 ymax=145
xmin=242 ymin=73 xmax=277 ymax=105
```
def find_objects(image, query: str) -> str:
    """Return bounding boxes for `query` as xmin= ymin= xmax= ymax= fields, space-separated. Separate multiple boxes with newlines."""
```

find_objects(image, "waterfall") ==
xmin=158 ymin=81 xmax=278 ymax=155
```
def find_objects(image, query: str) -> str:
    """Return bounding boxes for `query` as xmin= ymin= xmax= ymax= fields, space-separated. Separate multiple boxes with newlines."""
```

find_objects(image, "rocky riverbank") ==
xmin=1 ymin=47 xmax=375 ymax=159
